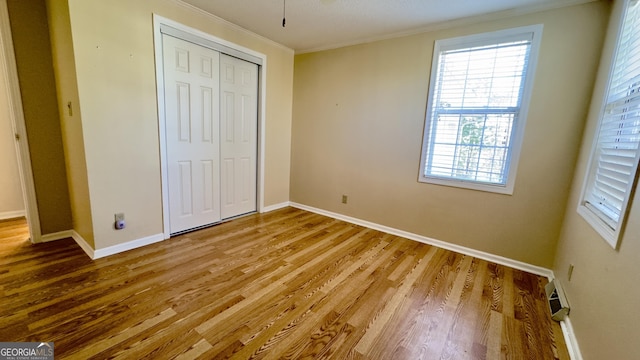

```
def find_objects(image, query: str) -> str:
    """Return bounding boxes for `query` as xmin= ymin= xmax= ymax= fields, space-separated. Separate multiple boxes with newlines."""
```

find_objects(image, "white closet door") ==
xmin=220 ymin=54 xmax=258 ymax=219
xmin=163 ymin=35 xmax=221 ymax=233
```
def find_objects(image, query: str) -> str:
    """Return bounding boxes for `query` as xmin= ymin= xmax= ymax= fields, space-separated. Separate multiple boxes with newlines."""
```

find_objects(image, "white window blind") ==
xmin=581 ymin=0 xmax=640 ymax=247
xmin=419 ymin=26 xmax=542 ymax=194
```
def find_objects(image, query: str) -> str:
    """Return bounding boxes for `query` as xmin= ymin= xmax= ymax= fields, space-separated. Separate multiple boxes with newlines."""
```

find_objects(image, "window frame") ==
xmin=578 ymin=0 xmax=640 ymax=249
xmin=418 ymin=25 xmax=544 ymax=195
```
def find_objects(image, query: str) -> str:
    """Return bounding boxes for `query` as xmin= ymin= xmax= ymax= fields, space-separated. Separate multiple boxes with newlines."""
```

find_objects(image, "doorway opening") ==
xmin=0 ymin=0 xmax=39 ymax=246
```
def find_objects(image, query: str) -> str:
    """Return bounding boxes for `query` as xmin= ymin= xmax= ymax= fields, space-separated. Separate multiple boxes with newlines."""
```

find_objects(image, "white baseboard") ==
xmin=71 ymin=230 xmax=95 ymax=259
xmin=92 ymin=233 xmax=166 ymax=260
xmin=261 ymin=201 xmax=291 ymax=213
xmin=67 ymin=200 xmax=288 ymax=259
xmin=68 ymin=231 xmax=166 ymax=260
xmin=289 ymin=202 xmax=554 ymax=278
xmin=560 ymin=316 xmax=583 ymax=360
xmin=40 ymin=230 xmax=73 ymax=243
xmin=0 ymin=210 xmax=26 ymax=221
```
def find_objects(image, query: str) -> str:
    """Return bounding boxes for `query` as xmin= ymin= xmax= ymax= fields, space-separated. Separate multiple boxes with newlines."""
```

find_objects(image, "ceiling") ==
xmin=180 ymin=0 xmax=595 ymax=53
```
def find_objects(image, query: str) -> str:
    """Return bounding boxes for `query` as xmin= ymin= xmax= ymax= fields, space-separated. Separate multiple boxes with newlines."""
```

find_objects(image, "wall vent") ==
xmin=545 ymin=279 xmax=570 ymax=321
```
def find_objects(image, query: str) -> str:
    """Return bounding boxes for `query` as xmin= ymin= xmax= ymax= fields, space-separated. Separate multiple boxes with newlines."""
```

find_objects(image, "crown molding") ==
xmin=296 ymin=0 xmax=599 ymax=54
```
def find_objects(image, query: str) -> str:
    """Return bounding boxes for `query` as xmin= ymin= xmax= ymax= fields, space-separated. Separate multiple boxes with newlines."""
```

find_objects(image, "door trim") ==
xmin=153 ymin=15 xmax=267 ymax=239
xmin=0 ymin=0 xmax=41 ymax=243
xmin=159 ymin=24 xmax=262 ymax=66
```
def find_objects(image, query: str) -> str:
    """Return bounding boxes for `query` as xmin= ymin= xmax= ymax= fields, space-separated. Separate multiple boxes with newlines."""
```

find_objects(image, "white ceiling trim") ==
xmin=174 ymin=0 xmax=295 ymax=54
xmin=296 ymin=0 xmax=598 ymax=54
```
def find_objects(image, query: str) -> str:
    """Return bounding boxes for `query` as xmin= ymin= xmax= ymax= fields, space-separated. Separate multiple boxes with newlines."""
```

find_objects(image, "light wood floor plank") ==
xmin=354 ymin=246 xmax=439 ymax=356
xmin=0 ymin=210 xmax=569 ymax=359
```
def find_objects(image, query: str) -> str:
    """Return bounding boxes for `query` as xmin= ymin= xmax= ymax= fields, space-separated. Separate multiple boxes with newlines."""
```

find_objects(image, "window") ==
xmin=419 ymin=25 xmax=543 ymax=194
xmin=579 ymin=0 xmax=640 ymax=248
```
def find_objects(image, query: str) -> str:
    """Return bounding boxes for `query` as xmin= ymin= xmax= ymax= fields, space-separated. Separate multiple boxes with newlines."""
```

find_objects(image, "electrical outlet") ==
xmin=114 ymin=213 xmax=126 ymax=230
xmin=341 ymin=195 xmax=348 ymax=204
xmin=568 ymin=264 xmax=574 ymax=281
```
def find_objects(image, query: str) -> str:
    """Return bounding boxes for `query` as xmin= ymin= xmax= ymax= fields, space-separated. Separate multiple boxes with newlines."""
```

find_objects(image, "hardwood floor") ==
xmin=0 ymin=209 xmax=569 ymax=359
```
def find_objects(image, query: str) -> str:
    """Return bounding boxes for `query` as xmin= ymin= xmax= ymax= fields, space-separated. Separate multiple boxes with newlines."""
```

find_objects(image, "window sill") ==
xmin=576 ymin=204 xmax=619 ymax=249
xmin=419 ymin=175 xmax=514 ymax=195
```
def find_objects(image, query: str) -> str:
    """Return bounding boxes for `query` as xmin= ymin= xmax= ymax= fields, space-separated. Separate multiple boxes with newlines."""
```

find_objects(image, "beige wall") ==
xmin=0 ymin=55 xmax=24 ymax=218
xmin=291 ymin=1 xmax=610 ymax=268
xmin=554 ymin=1 xmax=640 ymax=359
xmin=64 ymin=0 xmax=294 ymax=249
xmin=7 ymin=0 xmax=72 ymax=234
xmin=46 ymin=0 xmax=94 ymax=246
